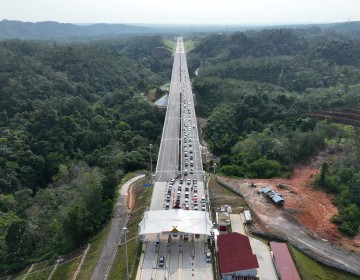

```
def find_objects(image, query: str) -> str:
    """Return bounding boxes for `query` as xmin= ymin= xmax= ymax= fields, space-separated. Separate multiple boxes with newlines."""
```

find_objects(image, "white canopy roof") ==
xmin=139 ymin=209 xmax=213 ymax=235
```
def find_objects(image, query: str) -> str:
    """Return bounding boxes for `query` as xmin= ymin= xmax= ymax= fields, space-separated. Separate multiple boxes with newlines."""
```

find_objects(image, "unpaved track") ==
xmin=90 ymin=174 xmax=145 ymax=280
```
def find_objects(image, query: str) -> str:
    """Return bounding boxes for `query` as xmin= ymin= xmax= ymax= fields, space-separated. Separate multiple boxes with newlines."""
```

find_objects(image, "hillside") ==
xmin=2 ymin=20 xmax=360 ymax=41
xmin=0 ymin=36 xmax=171 ymax=275
xmin=190 ymin=28 xmax=360 ymax=237
xmin=0 ymin=20 xmax=150 ymax=40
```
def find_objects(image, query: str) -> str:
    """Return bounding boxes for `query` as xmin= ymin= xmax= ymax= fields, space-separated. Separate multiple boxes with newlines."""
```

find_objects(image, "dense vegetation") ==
xmin=0 ymin=36 xmax=170 ymax=275
xmin=189 ymin=29 xmax=360 ymax=235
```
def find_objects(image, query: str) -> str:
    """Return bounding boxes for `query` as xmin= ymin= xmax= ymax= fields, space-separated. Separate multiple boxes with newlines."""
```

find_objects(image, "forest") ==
xmin=1 ymin=26 xmax=360 ymax=275
xmin=188 ymin=28 xmax=360 ymax=236
xmin=0 ymin=36 xmax=171 ymax=275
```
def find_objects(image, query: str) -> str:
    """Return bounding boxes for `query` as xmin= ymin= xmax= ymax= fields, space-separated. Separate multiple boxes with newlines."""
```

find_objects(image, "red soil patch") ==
xmin=222 ymin=149 xmax=360 ymax=251
xmin=126 ymin=184 xmax=136 ymax=211
xmin=246 ymin=165 xmax=340 ymax=240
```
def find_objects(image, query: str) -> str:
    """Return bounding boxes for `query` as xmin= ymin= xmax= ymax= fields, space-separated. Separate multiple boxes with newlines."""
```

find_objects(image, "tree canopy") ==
xmin=0 ymin=36 xmax=170 ymax=275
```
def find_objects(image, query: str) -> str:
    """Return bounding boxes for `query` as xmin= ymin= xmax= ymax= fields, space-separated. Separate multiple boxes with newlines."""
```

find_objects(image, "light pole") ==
xmin=123 ymin=227 xmax=129 ymax=280
xmin=149 ymin=144 xmax=153 ymax=176
xmin=213 ymin=162 xmax=217 ymax=175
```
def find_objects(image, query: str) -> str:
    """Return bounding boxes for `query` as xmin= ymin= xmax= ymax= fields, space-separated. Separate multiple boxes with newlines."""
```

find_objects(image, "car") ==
xmin=201 ymin=196 xmax=206 ymax=203
xmin=206 ymin=252 xmax=211 ymax=263
xmin=159 ymin=255 xmax=165 ymax=267
xmin=165 ymin=202 xmax=170 ymax=209
xmin=184 ymin=197 xmax=189 ymax=203
xmin=184 ymin=152 xmax=188 ymax=157
xmin=201 ymin=205 xmax=206 ymax=211
xmin=185 ymin=186 xmax=189 ymax=191
xmin=193 ymin=193 xmax=198 ymax=198
xmin=184 ymin=233 xmax=189 ymax=240
xmin=190 ymin=168 xmax=193 ymax=174
xmin=190 ymin=161 xmax=194 ymax=166
xmin=178 ymin=185 xmax=182 ymax=191
xmin=189 ymin=138 xmax=192 ymax=142
xmin=184 ymin=161 xmax=188 ymax=167
xmin=194 ymin=205 xmax=198 ymax=210
xmin=193 ymin=187 xmax=197 ymax=193
xmin=190 ymin=155 xmax=193 ymax=160
xmin=193 ymin=178 xmax=197 ymax=183
xmin=184 ymin=169 xmax=188 ymax=176
xmin=170 ymin=178 xmax=175 ymax=183
xmin=184 ymin=138 xmax=187 ymax=143
xmin=185 ymin=191 xmax=189 ymax=198
xmin=187 ymin=178 xmax=191 ymax=185
xmin=189 ymin=149 xmax=193 ymax=153
xmin=166 ymin=195 xmax=171 ymax=201
xmin=193 ymin=124 xmax=196 ymax=128
xmin=185 ymin=204 xmax=189 ymax=210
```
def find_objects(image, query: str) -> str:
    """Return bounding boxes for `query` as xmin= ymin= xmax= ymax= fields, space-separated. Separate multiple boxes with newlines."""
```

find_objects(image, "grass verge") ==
xmin=76 ymin=220 xmax=112 ymax=280
xmin=208 ymin=175 xmax=248 ymax=213
xmin=163 ymin=39 xmax=176 ymax=52
xmin=185 ymin=40 xmax=196 ymax=52
xmin=52 ymin=257 xmax=81 ymax=279
xmin=108 ymin=177 xmax=152 ymax=280
xmin=289 ymin=245 xmax=360 ymax=280
xmin=26 ymin=266 xmax=53 ymax=280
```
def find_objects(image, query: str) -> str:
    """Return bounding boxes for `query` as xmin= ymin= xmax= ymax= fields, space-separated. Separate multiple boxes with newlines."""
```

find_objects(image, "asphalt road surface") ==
xmin=136 ymin=38 xmax=213 ymax=280
xmin=156 ymin=37 xmax=203 ymax=183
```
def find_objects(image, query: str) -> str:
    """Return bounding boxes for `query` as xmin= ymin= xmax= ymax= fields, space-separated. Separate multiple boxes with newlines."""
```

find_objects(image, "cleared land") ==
xmin=208 ymin=172 xmax=360 ymax=279
xmin=218 ymin=148 xmax=360 ymax=274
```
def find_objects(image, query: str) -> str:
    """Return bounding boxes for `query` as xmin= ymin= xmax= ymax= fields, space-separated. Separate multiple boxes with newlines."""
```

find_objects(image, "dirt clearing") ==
xmin=218 ymin=149 xmax=360 ymax=273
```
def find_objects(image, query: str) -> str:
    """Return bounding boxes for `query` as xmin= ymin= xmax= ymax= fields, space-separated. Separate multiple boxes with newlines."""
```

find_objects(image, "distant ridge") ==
xmin=0 ymin=20 xmax=150 ymax=40
xmin=1 ymin=20 xmax=360 ymax=41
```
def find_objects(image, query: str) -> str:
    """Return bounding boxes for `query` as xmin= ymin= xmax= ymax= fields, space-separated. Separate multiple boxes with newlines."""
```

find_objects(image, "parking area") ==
xmin=229 ymin=214 xmax=278 ymax=280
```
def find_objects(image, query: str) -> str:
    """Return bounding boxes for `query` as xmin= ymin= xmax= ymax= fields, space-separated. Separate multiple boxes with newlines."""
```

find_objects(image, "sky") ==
xmin=1 ymin=0 xmax=360 ymax=25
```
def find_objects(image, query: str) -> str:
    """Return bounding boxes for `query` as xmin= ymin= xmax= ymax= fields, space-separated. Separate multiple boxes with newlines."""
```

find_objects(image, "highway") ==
xmin=136 ymin=38 xmax=213 ymax=280
xmin=155 ymin=37 xmax=203 ymax=183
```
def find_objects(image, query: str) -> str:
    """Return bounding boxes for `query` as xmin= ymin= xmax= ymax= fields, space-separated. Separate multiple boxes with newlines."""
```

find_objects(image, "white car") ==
xmin=206 ymin=252 xmax=211 ymax=263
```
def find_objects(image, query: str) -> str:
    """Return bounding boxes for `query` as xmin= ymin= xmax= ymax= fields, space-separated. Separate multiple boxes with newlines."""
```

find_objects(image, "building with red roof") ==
xmin=270 ymin=242 xmax=301 ymax=280
xmin=217 ymin=232 xmax=259 ymax=280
